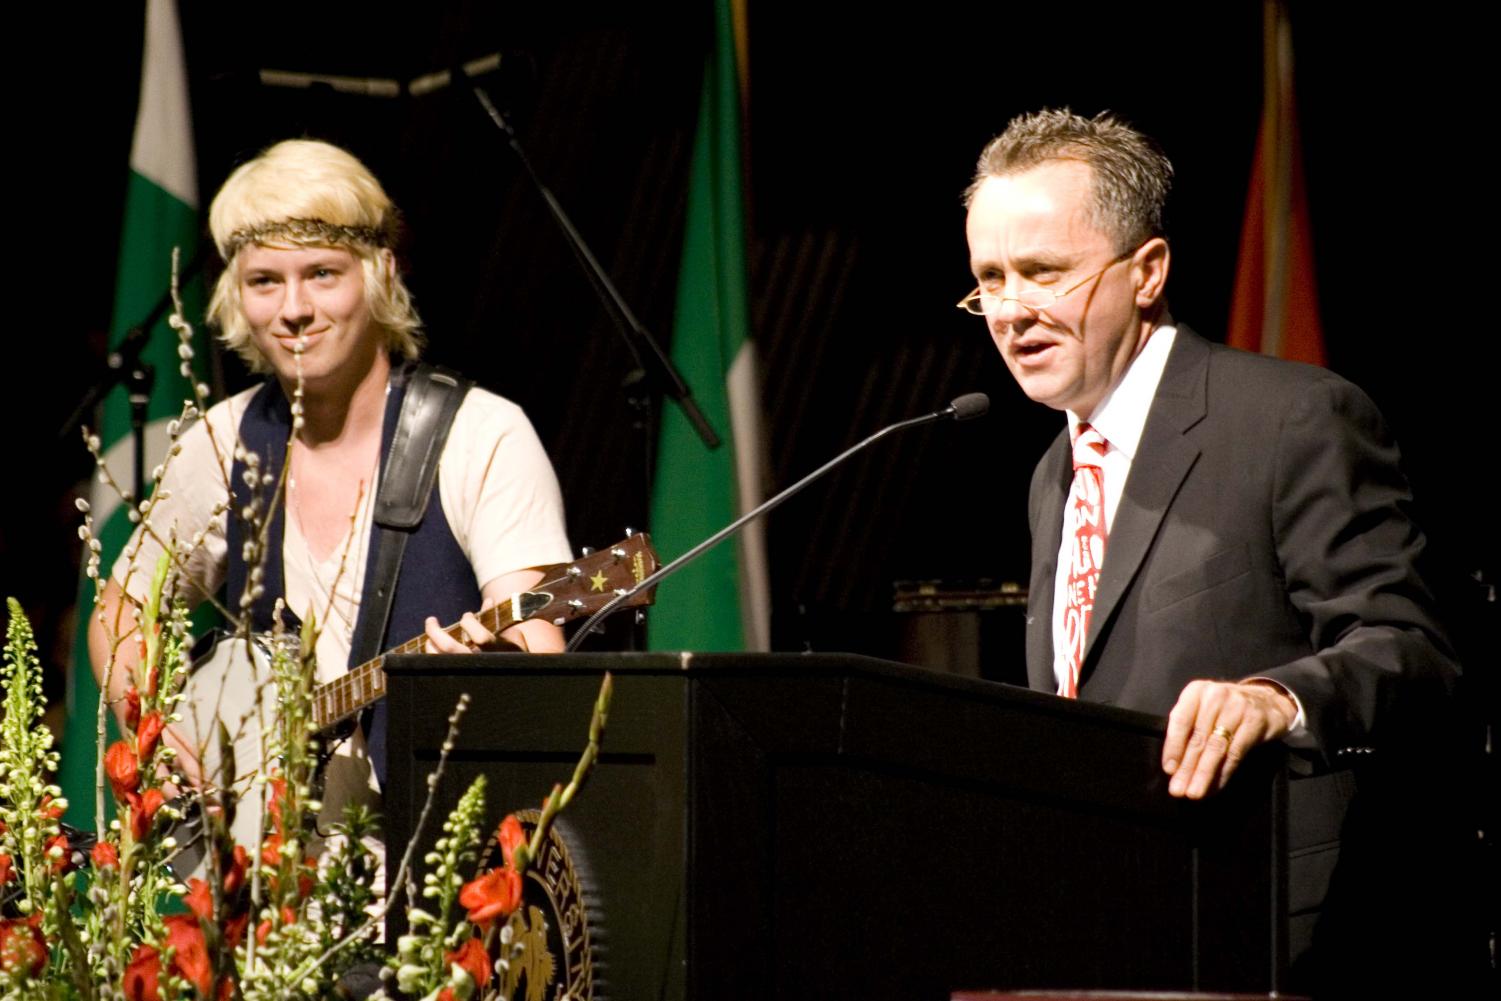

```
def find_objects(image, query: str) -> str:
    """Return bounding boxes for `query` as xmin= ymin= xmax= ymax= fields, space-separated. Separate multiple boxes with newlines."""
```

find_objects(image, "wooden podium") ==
xmin=383 ymin=653 xmax=1286 ymax=1000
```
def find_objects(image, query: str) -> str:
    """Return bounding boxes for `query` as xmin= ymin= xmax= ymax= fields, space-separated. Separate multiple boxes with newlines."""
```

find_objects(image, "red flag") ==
xmin=1227 ymin=0 xmax=1325 ymax=366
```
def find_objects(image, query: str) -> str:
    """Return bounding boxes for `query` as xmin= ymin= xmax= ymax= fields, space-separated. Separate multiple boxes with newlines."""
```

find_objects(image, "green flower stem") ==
xmin=523 ymin=671 xmax=612 ymax=868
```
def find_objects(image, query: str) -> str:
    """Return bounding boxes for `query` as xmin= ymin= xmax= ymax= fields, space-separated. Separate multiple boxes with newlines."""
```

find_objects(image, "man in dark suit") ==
xmin=960 ymin=110 xmax=1477 ymax=994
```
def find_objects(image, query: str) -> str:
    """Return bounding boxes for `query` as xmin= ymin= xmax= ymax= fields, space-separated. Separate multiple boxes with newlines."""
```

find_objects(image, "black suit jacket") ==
xmin=1023 ymin=326 xmax=1474 ymax=992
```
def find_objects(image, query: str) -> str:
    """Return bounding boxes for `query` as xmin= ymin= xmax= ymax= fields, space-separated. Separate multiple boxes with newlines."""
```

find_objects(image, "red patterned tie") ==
xmin=1061 ymin=423 xmax=1108 ymax=698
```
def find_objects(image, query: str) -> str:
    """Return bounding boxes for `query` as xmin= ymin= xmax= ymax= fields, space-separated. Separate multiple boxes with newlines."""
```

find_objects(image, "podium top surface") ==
xmin=381 ymin=649 xmax=1169 ymax=737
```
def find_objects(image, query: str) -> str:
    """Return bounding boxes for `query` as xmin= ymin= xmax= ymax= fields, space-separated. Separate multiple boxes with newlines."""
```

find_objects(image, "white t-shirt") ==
xmin=111 ymin=377 xmax=572 ymax=879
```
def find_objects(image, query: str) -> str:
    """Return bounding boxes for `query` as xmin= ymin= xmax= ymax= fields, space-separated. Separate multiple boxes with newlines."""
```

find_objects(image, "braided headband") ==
xmin=222 ymin=217 xmax=389 ymax=260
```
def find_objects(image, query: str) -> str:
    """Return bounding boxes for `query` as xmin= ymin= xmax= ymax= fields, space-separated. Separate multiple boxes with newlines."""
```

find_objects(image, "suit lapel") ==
xmin=1082 ymin=328 xmax=1210 ymax=673
xmin=1027 ymin=431 xmax=1071 ymax=691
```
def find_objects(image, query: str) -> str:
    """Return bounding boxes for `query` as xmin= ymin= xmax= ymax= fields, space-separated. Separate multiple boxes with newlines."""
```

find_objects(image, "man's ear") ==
xmin=1133 ymin=237 xmax=1170 ymax=309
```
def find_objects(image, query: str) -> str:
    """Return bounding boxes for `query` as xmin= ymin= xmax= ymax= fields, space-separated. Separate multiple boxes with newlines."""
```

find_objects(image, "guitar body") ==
xmin=172 ymin=631 xmax=279 ymax=879
xmin=169 ymin=534 xmax=658 ymax=877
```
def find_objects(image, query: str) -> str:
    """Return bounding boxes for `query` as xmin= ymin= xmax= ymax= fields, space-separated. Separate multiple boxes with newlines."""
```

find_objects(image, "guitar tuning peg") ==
xmin=580 ymin=547 xmax=594 ymax=557
xmin=566 ymin=566 xmax=583 ymax=577
xmin=623 ymin=526 xmax=635 ymax=537
xmin=610 ymin=548 xmax=627 ymax=559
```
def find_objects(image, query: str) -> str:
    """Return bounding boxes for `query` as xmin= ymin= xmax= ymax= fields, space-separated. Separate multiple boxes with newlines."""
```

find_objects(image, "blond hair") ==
xmin=207 ymin=139 xmax=424 ymax=371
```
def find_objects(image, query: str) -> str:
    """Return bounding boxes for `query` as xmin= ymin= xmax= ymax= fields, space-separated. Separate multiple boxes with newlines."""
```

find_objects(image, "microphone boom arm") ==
xmin=564 ymin=394 xmax=987 ymax=651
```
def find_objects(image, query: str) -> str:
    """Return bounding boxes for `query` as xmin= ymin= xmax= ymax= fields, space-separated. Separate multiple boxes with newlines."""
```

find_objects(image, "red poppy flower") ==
xmin=0 ymin=917 xmax=47 ymax=978
xmin=260 ymin=831 xmax=283 ymax=868
xmin=446 ymin=935 xmax=492 ymax=989
xmin=164 ymin=914 xmax=213 ymax=996
xmin=265 ymin=774 xmax=289 ymax=833
xmin=38 ymin=795 xmax=64 ymax=821
xmin=129 ymin=788 xmax=166 ymax=842
xmin=223 ymin=912 xmax=250 ymax=950
xmin=123 ymin=944 xmax=161 ymax=1001
xmin=136 ymin=711 xmax=165 ymax=762
xmin=46 ymin=832 xmax=72 ymax=873
xmin=458 ymin=866 xmax=523 ymax=929
xmin=255 ymin=905 xmax=298 ymax=945
xmin=106 ymin=740 xmax=140 ymax=800
xmin=184 ymin=878 xmax=214 ymax=922
xmin=91 ymin=842 xmax=120 ymax=869
xmin=497 ymin=814 xmax=527 ymax=869
xmin=0 ymin=854 xmax=13 ymax=885
xmin=223 ymin=844 xmax=250 ymax=896
xmin=124 ymin=686 xmax=142 ymax=729
xmin=436 ymin=990 xmax=457 ymax=1001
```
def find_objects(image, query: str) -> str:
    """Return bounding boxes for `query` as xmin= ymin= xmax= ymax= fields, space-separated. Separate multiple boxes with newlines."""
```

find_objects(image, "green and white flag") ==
xmin=647 ymin=0 xmax=770 ymax=652
xmin=60 ymin=0 xmax=208 ymax=828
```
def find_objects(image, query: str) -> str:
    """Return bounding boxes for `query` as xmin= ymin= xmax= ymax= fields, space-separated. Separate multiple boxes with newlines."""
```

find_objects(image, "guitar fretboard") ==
xmin=310 ymin=605 xmax=517 ymax=731
xmin=304 ymin=535 xmax=657 ymax=733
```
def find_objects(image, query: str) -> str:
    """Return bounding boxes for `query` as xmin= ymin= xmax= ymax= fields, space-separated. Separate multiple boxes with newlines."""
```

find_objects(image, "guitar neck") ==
xmin=306 ymin=533 xmax=658 ymax=733
xmin=310 ymin=603 xmax=522 ymax=732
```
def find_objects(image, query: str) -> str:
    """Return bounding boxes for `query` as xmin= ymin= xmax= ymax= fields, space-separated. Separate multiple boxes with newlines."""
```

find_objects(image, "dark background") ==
xmin=6 ymin=2 xmax=1491 ymax=689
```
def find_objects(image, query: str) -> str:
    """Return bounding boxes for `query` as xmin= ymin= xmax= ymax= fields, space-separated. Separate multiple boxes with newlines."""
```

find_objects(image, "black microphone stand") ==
xmin=58 ymin=248 xmax=208 ymax=502
xmin=464 ymin=80 xmax=720 ymax=451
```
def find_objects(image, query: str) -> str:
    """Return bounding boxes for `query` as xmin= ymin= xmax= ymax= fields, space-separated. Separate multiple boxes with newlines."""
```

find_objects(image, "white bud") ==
xmin=75 ymin=497 xmax=91 ymax=513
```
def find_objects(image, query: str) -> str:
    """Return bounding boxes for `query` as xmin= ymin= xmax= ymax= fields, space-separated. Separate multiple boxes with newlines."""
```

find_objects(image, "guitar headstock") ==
xmin=525 ymin=533 xmax=660 ymax=625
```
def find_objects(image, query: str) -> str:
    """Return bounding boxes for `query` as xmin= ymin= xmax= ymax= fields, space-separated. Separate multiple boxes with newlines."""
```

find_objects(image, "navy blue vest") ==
xmin=226 ymin=370 xmax=480 ymax=785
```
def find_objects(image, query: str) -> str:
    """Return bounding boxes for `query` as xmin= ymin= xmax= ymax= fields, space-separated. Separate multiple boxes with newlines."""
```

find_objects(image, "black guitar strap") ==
xmin=347 ymin=363 xmax=474 ymax=667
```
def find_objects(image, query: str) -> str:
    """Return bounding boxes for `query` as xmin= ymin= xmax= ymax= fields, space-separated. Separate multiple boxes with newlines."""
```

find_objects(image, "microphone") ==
xmin=946 ymin=392 xmax=990 ymax=422
xmin=565 ymin=393 xmax=990 ymax=651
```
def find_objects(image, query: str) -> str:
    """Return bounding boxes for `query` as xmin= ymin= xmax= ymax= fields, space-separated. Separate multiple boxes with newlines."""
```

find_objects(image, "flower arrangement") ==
xmin=2 ymin=586 xmax=611 ymax=1000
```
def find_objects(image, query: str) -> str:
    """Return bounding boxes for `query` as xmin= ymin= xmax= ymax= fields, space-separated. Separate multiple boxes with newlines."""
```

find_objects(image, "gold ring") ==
xmin=1211 ymin=725 xmax=1234 ymax=742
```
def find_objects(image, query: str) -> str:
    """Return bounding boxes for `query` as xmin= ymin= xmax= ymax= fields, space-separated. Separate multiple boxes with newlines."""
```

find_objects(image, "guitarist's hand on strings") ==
xmin=420 ymin=567 xmax=566 ymax=655
xmin=423 ymin=611 xmax=525 ymax=653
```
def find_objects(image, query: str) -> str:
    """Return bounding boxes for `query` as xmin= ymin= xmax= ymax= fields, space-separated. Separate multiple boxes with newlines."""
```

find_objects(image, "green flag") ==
xmin=60 ymin=0 xmax=208 ymax=829
xmin=647 ymin=0 xmax=769 ymax=652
